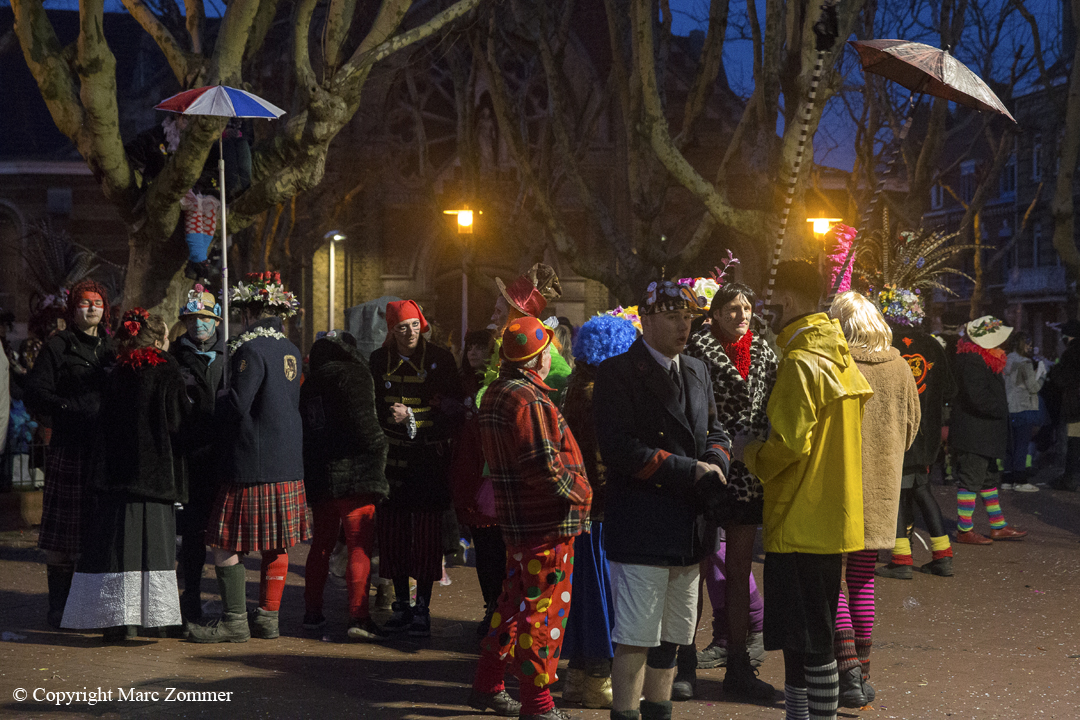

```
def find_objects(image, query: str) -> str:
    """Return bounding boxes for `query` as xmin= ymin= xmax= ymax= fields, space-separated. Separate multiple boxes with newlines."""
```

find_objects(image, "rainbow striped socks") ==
xmin=957 ymin=490 xmax=977 ymax=532
xmin=979 ymin=488 xmax=1007 ymax=529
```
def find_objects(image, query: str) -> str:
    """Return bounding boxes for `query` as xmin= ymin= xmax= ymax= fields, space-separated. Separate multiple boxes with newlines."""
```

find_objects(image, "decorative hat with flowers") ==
xmin=229 ymin=272 xmax=299 ymax=318
xmin=876 ymin=284 xmax=924 ymax=326
xmin=180 ymin=283 xmax=222 ymax=320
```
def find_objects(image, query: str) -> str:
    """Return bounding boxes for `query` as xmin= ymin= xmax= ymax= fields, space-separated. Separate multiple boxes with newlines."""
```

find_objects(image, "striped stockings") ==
xmin=979 ymin=488 xmax=1007 ymax=529
xmin=956 ymin=490 xmax=977 ymax=532
xmin=834 ymin=550 xmax=876 ymax=639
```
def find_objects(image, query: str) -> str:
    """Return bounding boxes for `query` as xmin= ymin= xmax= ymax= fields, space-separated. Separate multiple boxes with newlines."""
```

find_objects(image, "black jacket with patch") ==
xmin=218 ymin=317 xmax=304 ymax=485
xmin=891 ymin=325 xmax=956 ymax=471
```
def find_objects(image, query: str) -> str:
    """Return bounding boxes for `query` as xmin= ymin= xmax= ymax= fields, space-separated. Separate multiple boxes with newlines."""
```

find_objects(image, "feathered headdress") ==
xmin=859 ymin=210 xmax=978 ymax=295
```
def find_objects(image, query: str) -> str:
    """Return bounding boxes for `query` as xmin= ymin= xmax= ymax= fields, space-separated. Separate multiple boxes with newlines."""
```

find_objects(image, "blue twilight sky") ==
xmin=8 ymin=0 xmax=1066 ymax=170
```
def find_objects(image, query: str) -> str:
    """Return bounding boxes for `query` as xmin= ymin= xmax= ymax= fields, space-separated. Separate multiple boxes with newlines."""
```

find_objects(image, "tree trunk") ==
xmin=1052 ymin=0 xmax=1080 ymax=314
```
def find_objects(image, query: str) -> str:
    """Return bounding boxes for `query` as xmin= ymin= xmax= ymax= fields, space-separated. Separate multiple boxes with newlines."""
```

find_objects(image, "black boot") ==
xmin=46 ymin=564 xmax=74 ymax=629
xmin=639 ymin=700 xmax=672 ymax=720
xmin=723 ymin=651 xmax=776 ymax=701
xmin=838 ymin=665 xmax=866 ymax=708
xmin=1054 ymin=438 xmax=1080 ymax=490
xmin=671 ymin=643 xmax=696 ymax=701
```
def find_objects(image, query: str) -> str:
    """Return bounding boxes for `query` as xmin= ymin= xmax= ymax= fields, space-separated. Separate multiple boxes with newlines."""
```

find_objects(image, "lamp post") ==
xmin=443 ymin=206 xmax=480 ymax=348
xmin=324 ymin=230 xmax=344 ymax=333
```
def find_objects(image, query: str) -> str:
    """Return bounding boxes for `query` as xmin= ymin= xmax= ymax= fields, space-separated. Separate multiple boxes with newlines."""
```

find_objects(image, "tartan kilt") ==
xmin=206 ymin=480 xmax=313 ymax=552
xmin=38 ymin=445 xmax=92 ymax=555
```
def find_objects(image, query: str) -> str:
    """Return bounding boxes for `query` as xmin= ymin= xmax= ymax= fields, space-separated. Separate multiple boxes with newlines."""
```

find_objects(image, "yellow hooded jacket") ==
xmin=744 ymin=313 xmax=873 ymax=554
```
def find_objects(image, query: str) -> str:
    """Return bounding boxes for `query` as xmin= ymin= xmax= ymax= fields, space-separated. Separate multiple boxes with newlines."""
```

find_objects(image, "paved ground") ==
xmin=0 ymin=479 xmax=1077 ymax=720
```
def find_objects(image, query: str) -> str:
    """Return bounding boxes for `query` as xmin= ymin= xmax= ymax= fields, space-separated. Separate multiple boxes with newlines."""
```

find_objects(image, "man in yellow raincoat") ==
xmin=736 ymin=261 xmax=873 ymax=720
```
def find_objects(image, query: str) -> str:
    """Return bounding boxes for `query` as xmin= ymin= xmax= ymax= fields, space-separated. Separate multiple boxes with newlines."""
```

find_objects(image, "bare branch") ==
xmin=120 ymin=0 xmax=193 ymax=83
xmin=184 ymin=0 xmax=205 ymax=55
xmin=10 ymin=0 xmax=84 ymax=139
xmin=207 ymin=0 xmax=261 ymax=85
xmin=676 ymin=0 xmax=729 ymax=146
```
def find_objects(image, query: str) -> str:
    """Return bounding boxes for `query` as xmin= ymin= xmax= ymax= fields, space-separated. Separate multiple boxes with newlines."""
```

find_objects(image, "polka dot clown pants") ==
xmin=472 ymin=538 xmax=575 ymax=714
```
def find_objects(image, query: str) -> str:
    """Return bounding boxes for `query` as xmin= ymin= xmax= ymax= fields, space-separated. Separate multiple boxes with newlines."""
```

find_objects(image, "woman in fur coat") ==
xmin=61 ymin=309 xmax=189 ymax=641
xmin=683 ymin=280 xmax=777 ymax=700
xmin=301 ymin=332 xmax=389 ymax=640
xmin=828 ymin=292 xmax=921 ymax=707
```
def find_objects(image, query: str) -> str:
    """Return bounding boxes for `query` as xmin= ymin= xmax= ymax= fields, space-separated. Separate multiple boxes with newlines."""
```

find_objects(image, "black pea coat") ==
xmin=92 ymin=351 xmax=189 ymax=503
xmin=218 ymin=317 xmax=304 ymax=485
xmin=171 ymin=332 xmax=224 ymax=481
xmin=950 ymin=346 xmax=1009 ymax=460
xmin=24 ymin=328 xmax=113 ymax=449
xmin=593 ymin=338 xmax=732 ymax=567
xmin=301 ymin=336 xmax=389 ymax=506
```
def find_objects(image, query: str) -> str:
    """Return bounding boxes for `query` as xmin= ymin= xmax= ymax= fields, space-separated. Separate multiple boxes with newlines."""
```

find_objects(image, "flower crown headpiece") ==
xmin=229 ymin=272 xmax=299 ymax=318
xmin=605 ymin=305 xmax=642 ymax=332
xmin=876 ymin=285 xmax=924 ymax=327
xmin=120 ymin=307 xmax=150 ymax=339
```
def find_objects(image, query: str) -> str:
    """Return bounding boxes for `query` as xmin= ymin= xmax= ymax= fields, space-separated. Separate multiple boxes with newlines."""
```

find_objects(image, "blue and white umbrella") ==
xmin=155 ymin=85 xmax=285 ymax=383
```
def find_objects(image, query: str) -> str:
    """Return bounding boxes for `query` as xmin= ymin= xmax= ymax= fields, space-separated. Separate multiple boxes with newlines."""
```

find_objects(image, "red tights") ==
xmin=304 ymin=496 xmax=378 ymax=619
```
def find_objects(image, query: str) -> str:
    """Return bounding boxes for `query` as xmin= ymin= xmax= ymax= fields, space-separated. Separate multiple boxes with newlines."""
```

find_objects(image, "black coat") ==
xmin=370 ymin=339 xmax=465 ymax=511
xmin=24 ymin=328 xmax=112 ymax=448
xmin=950 ymin=344 xmax=1009 ymax=459
xmin=892 ymin=326 xmax=956 ymax=471
xmin=171 ymin=331 xmax=224 ymax=479
xmin=218 ymin=317 xmax=304 ymax=485
xmin=594 ymin=338 xmax=732 ymax=566
xmin=1049 ymin=339 xmax=1080 ymax=424
xmin=301 ymin=336 xmax=389 ymax=505
xmin=92 ymin=351 xmax=189 ymax=503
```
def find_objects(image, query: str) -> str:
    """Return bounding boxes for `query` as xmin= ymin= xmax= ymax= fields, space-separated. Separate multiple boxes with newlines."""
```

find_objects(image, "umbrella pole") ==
xmin=219 ymin=134 xmax=229 ymax=389
xmin=826 ymin=92 xmax=920 ymax=301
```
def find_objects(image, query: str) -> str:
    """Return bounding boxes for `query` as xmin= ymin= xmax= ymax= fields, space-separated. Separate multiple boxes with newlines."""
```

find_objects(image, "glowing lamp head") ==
xmin=457 ymin=210 xmax=474 ymax=228
xmin=807 ymin=217 xmax=842 ymax=236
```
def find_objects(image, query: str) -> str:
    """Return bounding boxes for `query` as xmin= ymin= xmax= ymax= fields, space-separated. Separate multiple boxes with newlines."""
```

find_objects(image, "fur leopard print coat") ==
xmin=685 ymin=327 xmax=778 ymax=502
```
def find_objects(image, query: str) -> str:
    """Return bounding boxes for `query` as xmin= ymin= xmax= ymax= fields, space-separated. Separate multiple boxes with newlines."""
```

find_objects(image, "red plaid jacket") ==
xmin=478 ymin=365 xmax=592 ymax=546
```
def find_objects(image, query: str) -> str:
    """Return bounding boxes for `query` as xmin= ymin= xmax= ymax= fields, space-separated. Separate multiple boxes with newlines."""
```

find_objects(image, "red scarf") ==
xmin=118 ymin=347 xmax=168 ymax=369
xmin=957 ymin=337 xmax=1006 ymax=374
xmin=720 ymin=330 xmax=753 ymax=380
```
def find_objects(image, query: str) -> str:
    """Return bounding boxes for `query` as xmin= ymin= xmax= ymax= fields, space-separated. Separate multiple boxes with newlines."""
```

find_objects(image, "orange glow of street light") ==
xmin=444 ymin=206 xmax=480 ymax=234
xmin=807 ymin=216 xmax=843 ymax=237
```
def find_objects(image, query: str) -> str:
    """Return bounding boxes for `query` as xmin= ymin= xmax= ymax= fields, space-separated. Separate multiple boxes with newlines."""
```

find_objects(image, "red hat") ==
xmin=500 ymin=316 xmax=554 ymax=363
xmin=496 ymin=275 xmax=546 ymax=318
xmin=385 ymin=299 xmax=429 ymax=333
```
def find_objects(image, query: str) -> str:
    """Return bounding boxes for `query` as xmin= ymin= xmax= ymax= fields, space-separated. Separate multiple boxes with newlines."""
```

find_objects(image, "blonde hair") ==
xmin=829 ymin=291 xmax=893 ymax=353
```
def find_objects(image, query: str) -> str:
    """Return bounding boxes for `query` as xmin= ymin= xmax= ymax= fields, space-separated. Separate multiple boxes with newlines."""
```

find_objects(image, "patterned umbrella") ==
xmin=154 ymin=86 xmax=285 ymax=385
xmin=850 ymin=39 xmax=1015 ymax=122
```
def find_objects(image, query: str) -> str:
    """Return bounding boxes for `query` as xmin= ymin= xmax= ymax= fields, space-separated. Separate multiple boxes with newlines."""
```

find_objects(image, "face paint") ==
xmin=183 ymin=315 xmax=220 ymax=342
xmin=73 ymin=292 xmax=104 ymax=330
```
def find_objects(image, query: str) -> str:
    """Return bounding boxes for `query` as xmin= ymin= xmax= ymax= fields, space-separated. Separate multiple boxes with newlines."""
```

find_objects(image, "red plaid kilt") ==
xmin=206 ymin=480 xmax=312 ymax=552
xmin=38 ymin=445 xmax=92 ymax=554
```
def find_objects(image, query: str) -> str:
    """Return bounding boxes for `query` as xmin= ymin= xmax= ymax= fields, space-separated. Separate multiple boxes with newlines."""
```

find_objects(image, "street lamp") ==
xmin=806 ymin=216 xmax=843 ymax=237
xmin=444 ymin=206 xmax=481 ymax=347
xmin=324 ymin=230 xmax=345 ymax=333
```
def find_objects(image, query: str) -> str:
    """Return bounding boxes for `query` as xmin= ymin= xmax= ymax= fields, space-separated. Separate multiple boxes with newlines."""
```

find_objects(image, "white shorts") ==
xmin=609 ymin=561 xmax=699 ymax=648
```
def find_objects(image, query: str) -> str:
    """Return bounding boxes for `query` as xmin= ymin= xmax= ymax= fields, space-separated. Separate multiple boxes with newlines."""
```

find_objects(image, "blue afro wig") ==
xmin=573 ymin=314 xmax=638 ymax=367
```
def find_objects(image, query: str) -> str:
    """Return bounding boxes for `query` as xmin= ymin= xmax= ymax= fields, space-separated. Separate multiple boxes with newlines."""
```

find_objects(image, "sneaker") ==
xmin=999 ymin=482 xmax=1014 ymax=491
xmin=916 ymin=557 xmax=954 ymax=577
xmin=384 ymin=600 xmax=413 ymax=633
xmin=1013 ymin=483 xmax=1040 ymax=493
xmin=302 ymin=612 xmax=326 ymax=632
xmin=467 ymin=689 xmax=522 ymax=716
xmin=408 ymin=597 xmax=431 ymax=638
xmin=747 ymin=632 xmax=766 ymax=667
xmin=348 ymin=617 xmax=388 ymax=641
xmin=696 ymin=642 xmax=728 ymax=669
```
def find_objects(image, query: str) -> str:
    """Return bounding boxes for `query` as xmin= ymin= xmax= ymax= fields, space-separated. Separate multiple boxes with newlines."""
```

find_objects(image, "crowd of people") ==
xmin=2 ymin=250 xmax=1072 ymax=720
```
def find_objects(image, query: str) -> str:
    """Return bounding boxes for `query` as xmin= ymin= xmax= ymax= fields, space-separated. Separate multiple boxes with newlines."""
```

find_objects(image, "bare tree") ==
xmin=10 ymin=0 xmax=481 ymax=315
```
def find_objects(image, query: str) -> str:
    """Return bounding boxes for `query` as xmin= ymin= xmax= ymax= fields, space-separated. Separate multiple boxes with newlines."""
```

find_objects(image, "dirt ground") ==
xmin=0 ymin=480 xmax=1077 ymax=720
